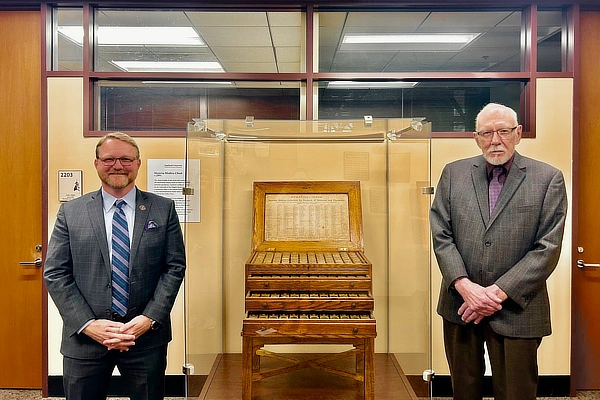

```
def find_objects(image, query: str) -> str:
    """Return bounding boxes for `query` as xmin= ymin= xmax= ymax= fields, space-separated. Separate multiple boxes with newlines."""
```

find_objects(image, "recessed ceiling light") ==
xmin=341 ymin=33 xmax=480 ymax=52
xmin=343 ymin=33 xmax=479 ymax=44
xmin=327 ymin=81 xmax=418 ymax=89
xmin=111 ymin=61 xmax=224 ymax=72
xmin=58 ymin=26 xmax=205 ymax=46
xmin=142 ymin=81 xmax=233 ymax=86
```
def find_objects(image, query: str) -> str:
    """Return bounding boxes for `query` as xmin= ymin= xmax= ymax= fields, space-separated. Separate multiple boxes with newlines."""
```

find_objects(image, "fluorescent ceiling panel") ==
xmin=58 ymin=26 xmax=205 ymax=46
xmin=343 ymin=33 xmax=479 ymax=44
xmin=341 ymin=33 xmax=480 ymax=52
xmin=327 ymin=81 xmax=418 ymax=89
xmin=142 ymin=81 xmax=232 ymax=87
xmin=111 ymin=61 xmax=224 ymax=72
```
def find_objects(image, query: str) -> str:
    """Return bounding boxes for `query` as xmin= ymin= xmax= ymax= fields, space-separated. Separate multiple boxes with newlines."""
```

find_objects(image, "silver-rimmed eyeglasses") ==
xmin=98 ymin=157 xmax=138 ymax=167
xmin=476 ymin=126 xmax=517 ymax=140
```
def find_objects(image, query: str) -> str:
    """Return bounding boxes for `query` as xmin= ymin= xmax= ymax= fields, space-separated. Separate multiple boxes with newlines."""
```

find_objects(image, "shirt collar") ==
xmin=485 ymin=154 xmax=515 ymax=179
xmin=101 ymin=187 xmax=137 ymax=212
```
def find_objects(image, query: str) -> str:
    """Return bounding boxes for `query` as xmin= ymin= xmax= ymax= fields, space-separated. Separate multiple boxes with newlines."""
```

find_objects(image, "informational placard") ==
xmin=58 ymin=170 xmax=83 ymax=202
xmin=264 ymin=193 xmax=350 ymax=241
xmin=344 ymin=151 xmax=369 ymax=180
xmin=147 ymin=159 xmax=200 ymax=222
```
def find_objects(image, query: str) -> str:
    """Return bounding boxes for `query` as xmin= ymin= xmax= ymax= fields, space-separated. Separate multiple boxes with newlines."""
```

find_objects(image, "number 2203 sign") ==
xmin=58 ymin=170 xmax=83 ymax=202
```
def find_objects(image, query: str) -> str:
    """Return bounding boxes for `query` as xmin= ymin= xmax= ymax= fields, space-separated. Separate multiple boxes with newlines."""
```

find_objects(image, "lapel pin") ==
xmin=139 ymin=205 xmax=146 ymax=211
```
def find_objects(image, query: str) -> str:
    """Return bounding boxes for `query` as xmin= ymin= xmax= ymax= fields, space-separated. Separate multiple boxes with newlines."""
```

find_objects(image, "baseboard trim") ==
xmin=430 ymin=375 xmax=570 ymax=397
xmin=48 ymin=374 xmax=207 ymax=397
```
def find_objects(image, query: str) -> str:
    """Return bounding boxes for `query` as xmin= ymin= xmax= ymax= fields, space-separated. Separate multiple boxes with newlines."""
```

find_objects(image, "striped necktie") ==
xmin=489 ymin=166 xmax=504 ymax=216
xmin=111 ymin=199 xmax=130 ymax=317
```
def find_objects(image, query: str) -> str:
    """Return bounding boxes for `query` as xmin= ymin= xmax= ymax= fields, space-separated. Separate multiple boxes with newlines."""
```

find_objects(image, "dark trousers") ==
xmin=443 ymin=319 xmax=542 ymax=400
xmin=63 ymin=344 xmax=168 ymax=400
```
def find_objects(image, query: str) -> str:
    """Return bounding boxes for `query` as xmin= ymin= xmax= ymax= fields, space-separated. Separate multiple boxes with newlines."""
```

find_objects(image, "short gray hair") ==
xmin=475 ymin=103 xmax=519 ymax=131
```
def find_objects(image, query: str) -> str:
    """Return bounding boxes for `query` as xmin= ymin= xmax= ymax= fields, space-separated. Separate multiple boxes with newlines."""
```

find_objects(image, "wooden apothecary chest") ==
xmin=241 ymin=180 xmax=376 ymax=400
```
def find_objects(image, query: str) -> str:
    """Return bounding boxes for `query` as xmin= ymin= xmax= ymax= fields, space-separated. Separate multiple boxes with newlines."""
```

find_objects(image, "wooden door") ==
xmin=573 ymin=11 xmax=600 ymax=391
xmin=0 ymin=11 xmax=42 ymax=388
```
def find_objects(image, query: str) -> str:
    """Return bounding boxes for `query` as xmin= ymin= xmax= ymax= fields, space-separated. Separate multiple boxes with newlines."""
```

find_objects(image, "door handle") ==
xmin=20 ymin=258 xmax=42 ymax=268
xmin=577 ymin=259 xmax=600 ymax=269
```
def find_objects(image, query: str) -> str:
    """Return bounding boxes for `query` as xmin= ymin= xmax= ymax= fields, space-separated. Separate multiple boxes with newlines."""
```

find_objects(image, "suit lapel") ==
xmin=88 ymin=189 xmax=111 ymax=273
xmin=471 ymin=156 xmax=491 ymax=226
xmin=131 ymin=188 xmax=151 ymax=266
xmin=489 ymin=152 xmax=526 ymax=225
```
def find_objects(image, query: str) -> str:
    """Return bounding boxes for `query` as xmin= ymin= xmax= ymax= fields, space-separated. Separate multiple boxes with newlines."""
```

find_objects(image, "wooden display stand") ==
xmin=241 ymin=181 xmax=377 ymax=400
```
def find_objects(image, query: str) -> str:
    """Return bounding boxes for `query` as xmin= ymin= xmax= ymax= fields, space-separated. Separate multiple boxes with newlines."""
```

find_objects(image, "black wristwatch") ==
xmin=149 ymin=318 xmax=160 ymax=330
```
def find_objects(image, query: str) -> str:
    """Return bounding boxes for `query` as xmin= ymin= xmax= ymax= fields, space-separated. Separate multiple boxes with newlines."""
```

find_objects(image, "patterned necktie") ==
xmin=111 ymin=199 xmax=130 ymax=316
xmin=489 ymin=166 xmax=504 ymax=216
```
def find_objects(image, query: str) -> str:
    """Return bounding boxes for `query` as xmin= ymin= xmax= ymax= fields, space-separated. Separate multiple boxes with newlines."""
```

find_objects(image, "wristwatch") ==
xmin=149 ymin=318 xmax=160 ymax=330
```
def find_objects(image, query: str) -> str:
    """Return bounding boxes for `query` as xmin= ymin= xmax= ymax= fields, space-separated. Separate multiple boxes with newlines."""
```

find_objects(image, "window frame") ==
xmin=42 ymin=2 xmax=577 ymax=139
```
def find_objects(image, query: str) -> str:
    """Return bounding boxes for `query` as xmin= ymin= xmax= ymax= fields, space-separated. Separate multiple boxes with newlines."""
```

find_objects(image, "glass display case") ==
xmin=181 ymin=118 xmax=433 ymax=399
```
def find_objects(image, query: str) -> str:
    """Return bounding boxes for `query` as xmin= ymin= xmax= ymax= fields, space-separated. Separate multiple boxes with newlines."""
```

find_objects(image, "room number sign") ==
xmin=58 ymin=170 xmax=83 ymax=202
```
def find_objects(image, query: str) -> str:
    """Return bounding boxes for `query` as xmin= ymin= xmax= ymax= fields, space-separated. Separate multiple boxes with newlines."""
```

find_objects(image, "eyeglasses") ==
xmin=97 ymin=157 xmax=138 ymax=167
xmin=476 ymin=126 xmax=518 ymax=140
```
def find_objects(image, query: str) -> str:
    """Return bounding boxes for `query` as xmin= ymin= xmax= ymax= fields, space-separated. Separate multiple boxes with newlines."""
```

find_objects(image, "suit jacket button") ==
xmin=485 ymin=241 xmax=492 ymax=247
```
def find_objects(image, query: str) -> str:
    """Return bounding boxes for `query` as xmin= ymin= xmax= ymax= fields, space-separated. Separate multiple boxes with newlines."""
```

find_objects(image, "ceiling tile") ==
xmin=276 ymin=46 xmax=301 ymax=63
xmin=212 ymin=46 xmax=275 ymax=63
xmin=224 ymin=63 xmax=277 ymax=73
xmin=186 ymin=12 xmax=268 ymax=27
xmin=267 ymin=12 xmax=302 ymax=27
xmin=271 ymin=26 xmax=302 ymax=47
xmin=197 ymin=26 xmax=272 ymax=46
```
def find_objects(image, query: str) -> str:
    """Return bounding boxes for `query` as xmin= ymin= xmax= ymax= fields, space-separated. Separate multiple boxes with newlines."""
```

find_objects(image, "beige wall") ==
xmin=47 ymin=77 xmax=572 ymax=377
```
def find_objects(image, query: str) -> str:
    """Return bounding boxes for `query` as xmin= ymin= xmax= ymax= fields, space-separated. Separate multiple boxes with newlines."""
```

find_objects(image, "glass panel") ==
xmin=318 ymin=10 xmax=522 ymax=73
xmin=317 ymin=81 xmax=524 ymax=132
xmin=94 ymin=10 xmax=303 ymax=73
xmin=185 ymin=118 xmax=432 ymax=399
xmin=538 ymin=10 xmax=564 ymax=72
xmin=95 ymin=81 xmax=301 ymax=131
xmin=388 ymin=119 xmax=433 ymax=398
xmin=53 ymin=8 xmax=83 ymax=71
xmin=183 ymin=122 xmax=225 ymax=397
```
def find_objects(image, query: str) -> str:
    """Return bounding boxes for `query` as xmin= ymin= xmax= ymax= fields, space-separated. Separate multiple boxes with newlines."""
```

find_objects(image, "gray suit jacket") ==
xmin=430 ymin=152 xmax=567 ymax=338
xmin=44 ymin=188 xmax=186 ymax=359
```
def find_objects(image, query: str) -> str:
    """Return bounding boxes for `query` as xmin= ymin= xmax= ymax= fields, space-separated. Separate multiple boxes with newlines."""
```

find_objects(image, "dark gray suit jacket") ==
xmin=44 ymin=188 xmax=186 ymax=359
xmin=430 ymin=152 xmax=567 ymax=338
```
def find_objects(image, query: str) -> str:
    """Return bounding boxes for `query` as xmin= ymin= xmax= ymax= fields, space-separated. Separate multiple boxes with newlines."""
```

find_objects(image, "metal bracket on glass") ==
xmin=245 ymin=115 xmax=254 ymax=128
xmin=410 ymin=117 xmax=425 ymax=132
xmin=182 ymin=187 xmax=194 ymax=195
xmin=191 ymin=118 xmax=205 ymax=132
xmin=363 ymin=115 xmax=373 ymax=127
xmin=387 ymin=118 xmax=426 ymax=140
xmin=182 ymin=363 xmax=195 ymax=375
xmin=386 ymin=130 xmax=399 ymax=140
xmin=214 ymin=131 xmax=226 ymax=140
xmin=422 ymin=186 xmax=434 ymax=195
xmin=422 ymin=369 xmax=435 ymax=382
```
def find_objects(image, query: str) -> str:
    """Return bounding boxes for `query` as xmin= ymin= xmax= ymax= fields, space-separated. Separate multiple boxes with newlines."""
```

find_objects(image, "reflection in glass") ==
xmin=94 ymin=10 xmax=303 ymax=73
xmin=53 ymin=8 xmax=83 ymax=71
xmin=538 ymin=10 xmax=564 ymax=72
xmin=317 ymin=80 xmax=524 ymax=132
xmin=96 ymin=81 xmax=301 ymax=131
xmin=318 ymin=10 xmax=522 ymax=73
